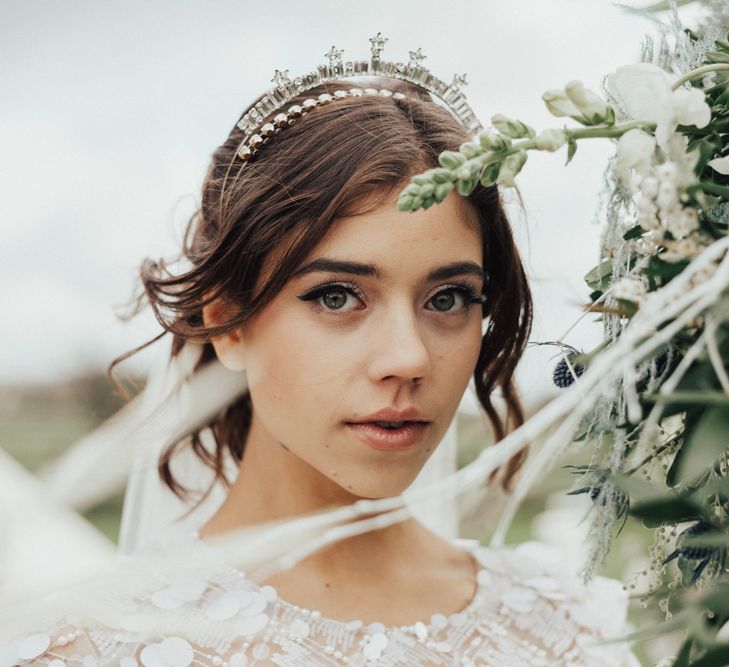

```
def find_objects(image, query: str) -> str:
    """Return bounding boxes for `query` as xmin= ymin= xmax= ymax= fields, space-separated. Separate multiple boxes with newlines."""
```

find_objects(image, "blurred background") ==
xmin=0 ymin=0 xmax=713 ymax=662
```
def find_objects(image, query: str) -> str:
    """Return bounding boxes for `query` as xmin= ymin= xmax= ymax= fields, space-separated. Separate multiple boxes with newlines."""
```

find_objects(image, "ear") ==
xmin=202 ymin=296 xmax=247 ymax=372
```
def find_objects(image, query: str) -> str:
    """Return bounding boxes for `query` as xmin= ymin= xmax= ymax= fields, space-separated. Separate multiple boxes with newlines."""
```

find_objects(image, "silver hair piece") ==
xmin=234 ymin=31 xmax=484 ymax=162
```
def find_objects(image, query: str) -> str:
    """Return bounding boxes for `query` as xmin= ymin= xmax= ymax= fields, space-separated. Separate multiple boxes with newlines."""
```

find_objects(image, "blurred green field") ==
xmin=0 ymin=373 xmax=128 ymax=542
xmin=0 ymin=372 xmax=668 ymax=664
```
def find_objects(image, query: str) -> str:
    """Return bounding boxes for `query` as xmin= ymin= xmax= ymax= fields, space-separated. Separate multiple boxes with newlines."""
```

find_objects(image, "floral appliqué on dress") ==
xmin=2 ymin=538 xmax=640 ymax=667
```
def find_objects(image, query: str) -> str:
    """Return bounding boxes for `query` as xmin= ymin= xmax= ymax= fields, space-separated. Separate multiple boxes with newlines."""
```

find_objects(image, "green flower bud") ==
xmin=497 ymin=151 xmax=528 ymax=187
xmin=397 ymin=194 xmax=414 ymax=211
xmin=412 ymin=174 xmax=430 ymax=186
xmin=421 ymin=197 xmax=435 ymax=210
xmin=542 ymin=89 xmax=584 ymax=120
xmin=434 ymin=181 xmax=455 ymax=201
xmin=411 ymin=195 xmax=423 ymax=210
xmin=459 ymin=141 xmax=484 ymax=159
xmin=491 ymin=113 xmax=535 ymax=139
xmin=428 ymin=167 xmax=456 ymax=183
xmin=478 ymin=130 xmax=511 ymax=152
xmin=403 ymin=183 xmax=421 ymax=197
xmin=419 ymin=183 xmax=435 ymax=198
xmin=456 ymin=177 xmax=477 ymax=196
xmin=564 ymin=80 xmax=614 ymax=126
xmin=438 ymin=150 xmax=467 ymax=170
xmin=479 ymin=161 xmax=501 ymax=187
xmin=456 ymin=165 xmax=472 ymax=181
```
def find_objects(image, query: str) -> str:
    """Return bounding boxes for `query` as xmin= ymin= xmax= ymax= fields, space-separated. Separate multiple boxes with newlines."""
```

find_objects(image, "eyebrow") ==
xmin=290 ymin=258 xmax=485 ymax=285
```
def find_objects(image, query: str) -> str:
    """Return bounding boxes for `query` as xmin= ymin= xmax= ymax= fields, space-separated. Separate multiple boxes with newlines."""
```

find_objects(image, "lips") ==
xmin=348 ymin=406 xmax=428 ymax=424
xmin=345 ymin=420 xmax=429 ymax=451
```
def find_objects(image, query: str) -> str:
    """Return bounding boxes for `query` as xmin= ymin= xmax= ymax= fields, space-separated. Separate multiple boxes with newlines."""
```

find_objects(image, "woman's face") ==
xmin=238 ymin=187 xmax=484 ymax=499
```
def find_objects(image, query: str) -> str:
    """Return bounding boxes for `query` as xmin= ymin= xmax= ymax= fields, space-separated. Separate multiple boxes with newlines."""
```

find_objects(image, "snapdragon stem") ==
xmin=687 ymin=182 xmax=729 ymax=199
xmin=479 ymin=120 xmax=656 ymax=163
xmin=671 ymin=64 xmax=729 ymax=91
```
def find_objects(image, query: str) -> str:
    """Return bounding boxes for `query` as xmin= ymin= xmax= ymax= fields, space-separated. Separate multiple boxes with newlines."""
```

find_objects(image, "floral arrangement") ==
xmin=401 ymin=4 xmax=729 ymax=665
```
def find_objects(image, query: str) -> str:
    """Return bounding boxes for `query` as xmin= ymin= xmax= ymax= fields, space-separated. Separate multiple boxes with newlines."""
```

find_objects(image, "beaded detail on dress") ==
xmin=2 ymin=536 xmax=640 ymax=667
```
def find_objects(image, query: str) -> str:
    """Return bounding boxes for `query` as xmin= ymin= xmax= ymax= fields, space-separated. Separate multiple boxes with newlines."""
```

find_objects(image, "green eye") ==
xmin=297 ymin=282 xmax=365 ymax=312
xmin=426 ymin=286 xmax=482 ymax=313
xmin=322 ymin=289 xmax=349 ymax=310
xmin=431 ymin=291 xmax=457 ymax=311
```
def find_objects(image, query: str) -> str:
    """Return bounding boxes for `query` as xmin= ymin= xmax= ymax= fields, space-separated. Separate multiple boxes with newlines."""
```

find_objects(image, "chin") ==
xmin=339 ymin=475 xmax=419 ymax=502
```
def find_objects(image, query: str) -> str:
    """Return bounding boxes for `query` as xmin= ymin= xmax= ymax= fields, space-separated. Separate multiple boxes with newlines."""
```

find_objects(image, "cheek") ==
xmin=433 ymin=316 xmax=483 ymax=381
xmin=243 ymin=306 xmax=347 ymax=417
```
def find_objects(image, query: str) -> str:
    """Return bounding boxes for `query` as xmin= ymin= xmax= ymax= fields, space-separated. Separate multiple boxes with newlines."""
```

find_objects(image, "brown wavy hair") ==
xmin=110 ymin=76 xmax=533 ymax=510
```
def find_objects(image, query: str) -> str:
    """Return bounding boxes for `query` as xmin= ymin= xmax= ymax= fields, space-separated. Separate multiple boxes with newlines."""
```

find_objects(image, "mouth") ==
xmin=344 ymin=420 xmax=430 ymax=451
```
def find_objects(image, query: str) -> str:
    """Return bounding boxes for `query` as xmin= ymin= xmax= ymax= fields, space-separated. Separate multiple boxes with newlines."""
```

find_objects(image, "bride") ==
xmin=4 ymin=34 xmax=639 ymax=667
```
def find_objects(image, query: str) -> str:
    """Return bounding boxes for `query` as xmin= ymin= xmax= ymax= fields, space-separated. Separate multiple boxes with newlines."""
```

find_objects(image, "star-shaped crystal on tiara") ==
xmin=450 ymin=73 xmax=468 ymax=91
xmin=271 ymin=69 xmax=291 ymax=86
xmin=325 ymin=46 xmax=344 ymax=67
xmin=369 ymin=32 xmax=388 ymax=58
xmin=408 ymin=48 xmax=427 ymax=67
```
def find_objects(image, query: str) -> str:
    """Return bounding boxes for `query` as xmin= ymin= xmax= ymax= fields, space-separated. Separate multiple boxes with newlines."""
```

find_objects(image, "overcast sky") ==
xmin=0 ymin=1 xmax=704 ymax=400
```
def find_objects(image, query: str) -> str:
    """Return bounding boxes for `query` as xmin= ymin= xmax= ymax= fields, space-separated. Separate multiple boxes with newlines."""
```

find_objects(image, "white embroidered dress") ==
xmin=3 ymin=535 xmax=640 ymax=667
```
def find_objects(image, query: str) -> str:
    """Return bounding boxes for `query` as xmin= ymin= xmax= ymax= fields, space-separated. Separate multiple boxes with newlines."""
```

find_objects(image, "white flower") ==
xmin=616 ymin=129 xmax=656 ymax=186
xmin=613 ymin=276 xmax=647 ymax=302
xmin=656 ymin=161 xmax=679 ymax=182
xmin=564 ymin=80 xmax=614 ymax=124
xmin=665 ymin=207 xmax=699 ymax=239
xmin=491 ymin=113 xmax=534 ymax=139
xmin=672 ymin=86 xmax=712 ymax=128
xmin=635 ymin=236 xmax=659 ymax=255
xmin=634 ymin=193 xmax=659 ymax=231
xmin=542 ymin=89 xmax=583 ymax=119
xmin=708 ymin=155 xmax=729 ymax=175
xmin=535 ymin=129 xmax=568 ymax=151
xmin=660 ymin=236 xmax=699 ymax=262
xmin=607 ymin=63 xmax=711 ymax=151
xmin=656 ymin=180 xmax=679 ymax=211
xmin=640 ymin=176 xmax=659 ymax=199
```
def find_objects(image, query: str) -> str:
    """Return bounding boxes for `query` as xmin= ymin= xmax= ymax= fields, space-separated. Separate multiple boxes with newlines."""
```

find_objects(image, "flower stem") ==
xmin=568 ymin=120 xmax=657 ymax=140
xmin=686 ymin=181 xmax=729 ymax=199
xmin=489 ymin=120 xmax=657 ymax=160
xmin=671 ymin=64 xmax=729 ymax=91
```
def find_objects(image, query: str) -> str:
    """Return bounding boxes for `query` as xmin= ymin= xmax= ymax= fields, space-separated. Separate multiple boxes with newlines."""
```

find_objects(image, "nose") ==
xmin=368 ymin=303 xmax=431 ymax=384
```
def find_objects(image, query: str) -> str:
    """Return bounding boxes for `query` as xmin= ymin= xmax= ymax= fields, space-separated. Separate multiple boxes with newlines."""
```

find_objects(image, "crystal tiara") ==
xmin=233 ymin=32 xmax=484 ymax=163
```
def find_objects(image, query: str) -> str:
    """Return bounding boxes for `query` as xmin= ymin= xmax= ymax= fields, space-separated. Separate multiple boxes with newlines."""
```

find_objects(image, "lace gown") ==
xmin=2 ymin=533 xmax=640 ymax=667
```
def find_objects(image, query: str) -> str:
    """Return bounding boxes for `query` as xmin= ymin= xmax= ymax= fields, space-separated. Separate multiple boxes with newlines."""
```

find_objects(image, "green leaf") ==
xmin=645 ymin=255 xmax=691 ymax=281
xmin=688 ymin=644 xmax=729 ymax=667
xmin=589 ymin=289 xmax=603 ymax=302
xmin=565 ymin=136 xmax=578 ymax=165
xmin=671 ymin=637 xmax=692 ymax=667
xmin=671 ymin=405 xmax=729 ymax=484
xmin=623 ymin=224 xmax=644 ymax=240
xmin=629 ymin=494 xmax=703 ymax=527
xmin=690 ymin=137 xmax=723 ymax=175
xmin=584 ymin=259 xmax=613 ymax=290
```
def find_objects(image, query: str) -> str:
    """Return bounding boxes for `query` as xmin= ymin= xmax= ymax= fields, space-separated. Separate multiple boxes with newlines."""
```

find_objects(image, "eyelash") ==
xmin=296 ymin=280 xmax=486 ymax=315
